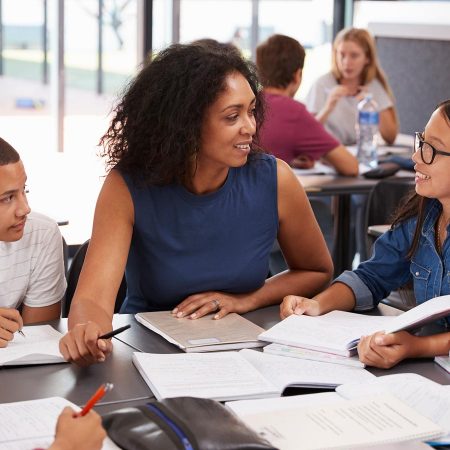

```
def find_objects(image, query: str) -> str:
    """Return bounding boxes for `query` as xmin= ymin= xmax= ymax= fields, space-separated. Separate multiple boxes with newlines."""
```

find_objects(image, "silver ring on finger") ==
xmin=211 ymin=299 xmax=220 ymax=311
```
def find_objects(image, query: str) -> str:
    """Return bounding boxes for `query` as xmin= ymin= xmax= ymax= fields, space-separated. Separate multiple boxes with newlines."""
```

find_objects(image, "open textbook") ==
xmin=132 ymin=348 xmax=374 ymax=402
xmin=259 ymin=295 xmax=450 ymax=356
xmin=135 ymin=311 xmax=265 ymax=352
xmin=225 ymin=391 xmax=442 ymax=450
xmin=0 ymin=325 xmax=66 ymax=366
xmin=0 ymin=397 xmax=119 ymax=450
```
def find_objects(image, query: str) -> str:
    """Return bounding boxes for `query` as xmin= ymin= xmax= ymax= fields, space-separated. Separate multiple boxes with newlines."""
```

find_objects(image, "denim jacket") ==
xmin=335 ymin=199 xmax=450 ymax=323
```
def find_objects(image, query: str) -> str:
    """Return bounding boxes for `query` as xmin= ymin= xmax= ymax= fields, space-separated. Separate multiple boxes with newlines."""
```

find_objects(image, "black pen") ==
xmin=98 ymin=324 xmax=131 ymax=340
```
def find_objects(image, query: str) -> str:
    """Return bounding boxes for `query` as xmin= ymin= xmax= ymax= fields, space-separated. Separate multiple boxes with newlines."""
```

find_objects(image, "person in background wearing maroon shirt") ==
xmin=256 ymin=34 xmax=358 ymax=176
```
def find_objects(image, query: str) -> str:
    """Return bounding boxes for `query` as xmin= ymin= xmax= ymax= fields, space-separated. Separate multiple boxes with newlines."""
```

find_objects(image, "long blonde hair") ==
xmin=331 ymin=27 xmax=395 ymax=102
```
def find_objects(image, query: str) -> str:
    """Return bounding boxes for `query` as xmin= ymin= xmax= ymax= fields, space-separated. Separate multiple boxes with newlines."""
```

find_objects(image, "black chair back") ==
xmin=63 ymin=239 xmax=127 ymax=317
xmin=364 ymin=177 xmax=415 ymax=260
xmin=364 ymin=177 xmax=416 ymax=310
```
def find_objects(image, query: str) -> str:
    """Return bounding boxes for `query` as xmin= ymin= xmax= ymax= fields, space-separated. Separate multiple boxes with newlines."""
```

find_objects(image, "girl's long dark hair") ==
xmin=391 ymin=99 xmax=450 ymax=259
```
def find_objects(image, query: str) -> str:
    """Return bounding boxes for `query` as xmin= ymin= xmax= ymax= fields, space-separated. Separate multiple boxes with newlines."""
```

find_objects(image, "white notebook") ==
xmin=226 ymin=392 xmax=442 ymax=450
xmin=135 ymin=311 xmax=265 ymax=352
xmin=0 ymin=325 xmax=66 ymax=366
xmin=259 ymin=295 xmax=450 ymax=357
xmin=132 ymin=348 xmax=374 ymax=402
xmin=0 ymin=397 xmax=120 ymax=450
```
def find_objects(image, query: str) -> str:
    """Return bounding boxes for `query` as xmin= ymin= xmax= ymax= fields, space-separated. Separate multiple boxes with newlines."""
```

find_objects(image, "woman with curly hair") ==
xmin=60 ymin=43 xmax=333 ymax=365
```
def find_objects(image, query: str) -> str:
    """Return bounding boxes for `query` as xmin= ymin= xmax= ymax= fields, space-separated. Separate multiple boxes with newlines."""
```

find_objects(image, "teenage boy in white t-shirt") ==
xmin=0 ymin=137 xmax=66 ymax=347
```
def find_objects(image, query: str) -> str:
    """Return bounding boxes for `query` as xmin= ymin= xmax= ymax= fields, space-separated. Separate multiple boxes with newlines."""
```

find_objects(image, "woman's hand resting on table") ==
xmin=172 ymin=291 xmax=253 ymax=320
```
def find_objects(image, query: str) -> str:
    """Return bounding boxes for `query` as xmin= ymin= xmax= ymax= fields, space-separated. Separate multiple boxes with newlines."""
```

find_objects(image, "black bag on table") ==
xmin=102 ymin=396 xmax=278 ymax=450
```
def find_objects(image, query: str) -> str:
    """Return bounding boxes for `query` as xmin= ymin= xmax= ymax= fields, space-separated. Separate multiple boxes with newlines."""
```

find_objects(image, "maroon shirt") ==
xmin=259 ymin=92 xmax=340 ymax=164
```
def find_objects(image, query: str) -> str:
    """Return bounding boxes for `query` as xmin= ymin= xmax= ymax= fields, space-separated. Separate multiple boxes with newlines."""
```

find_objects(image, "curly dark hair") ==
xmin=100 ymin=43 xmax=265 ymax=185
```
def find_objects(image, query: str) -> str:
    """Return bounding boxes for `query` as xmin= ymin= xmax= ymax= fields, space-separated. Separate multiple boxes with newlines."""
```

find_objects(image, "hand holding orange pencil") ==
xmin=78 ymin=382 xmax=114 ymax=417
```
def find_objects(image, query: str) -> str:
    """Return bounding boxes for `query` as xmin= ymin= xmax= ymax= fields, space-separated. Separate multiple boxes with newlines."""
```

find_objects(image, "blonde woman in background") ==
xmin=306 ymin=27 xmax=399 ymax=145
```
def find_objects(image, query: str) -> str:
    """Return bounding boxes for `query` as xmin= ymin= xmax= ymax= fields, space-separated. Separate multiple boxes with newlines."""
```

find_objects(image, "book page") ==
xmin=240 ymin=349 xmax=375 ymax=391
xmin=0 ymin=325 xmax=65 ymax=366
xmin=241 ymin=394 xmax=443 ymax=450
xmin=132 ymin=351 xmax=279 ymax=401
xmin=0 ymin=397 xmax=119 ymax=450
xmin=258 ymin=312 xmax=392 ymax=355
xmin=384 ymin=295 xmax=450 ymax=333
xmin=336 ymin=373 xmax=450 ymax=444
xmin=135 ymin=311 xmax=265 ymax=350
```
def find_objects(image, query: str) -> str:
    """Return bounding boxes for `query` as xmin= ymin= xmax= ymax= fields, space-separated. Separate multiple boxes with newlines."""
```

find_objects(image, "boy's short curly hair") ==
xmin=256 ymin=34 xmax=305 ymax=89
xmin=100 ymin=43 xmax=264 ymax=186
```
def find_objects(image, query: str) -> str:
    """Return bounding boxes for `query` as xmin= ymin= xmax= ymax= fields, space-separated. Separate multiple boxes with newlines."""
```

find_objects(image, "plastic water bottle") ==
xmin=356 ymin=94 xmax=379 ymax=168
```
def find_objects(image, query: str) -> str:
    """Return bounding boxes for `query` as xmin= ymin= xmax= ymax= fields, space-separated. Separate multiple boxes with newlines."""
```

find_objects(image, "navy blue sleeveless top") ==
xmin=120 ymin=154 xmax=278 ymax=313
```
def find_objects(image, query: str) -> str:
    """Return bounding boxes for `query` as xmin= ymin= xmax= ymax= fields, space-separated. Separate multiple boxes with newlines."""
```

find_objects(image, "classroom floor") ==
xmin=0 ymin=75 xmax=116 ymax=246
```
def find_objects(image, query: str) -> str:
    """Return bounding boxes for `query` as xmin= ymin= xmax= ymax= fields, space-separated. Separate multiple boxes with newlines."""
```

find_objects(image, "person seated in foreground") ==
xmin=256 ymin=34 xmax=358 ymax=176
xmin=48 ymin=408 xmax=106 ymax=450
xmin=60 ymin=43 xmax=333 ymax=366
xmin=0 ymin=138 xmax=66 ymax=347
xmin=281 ymin=100 xmax=450 ymax=369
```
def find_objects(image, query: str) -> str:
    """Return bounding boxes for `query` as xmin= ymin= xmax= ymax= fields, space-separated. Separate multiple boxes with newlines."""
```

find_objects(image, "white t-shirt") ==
xmin=305 ymin=72 xmax=394 ymax=145
xmin=0 ymin=212 xmax=66 ymax=309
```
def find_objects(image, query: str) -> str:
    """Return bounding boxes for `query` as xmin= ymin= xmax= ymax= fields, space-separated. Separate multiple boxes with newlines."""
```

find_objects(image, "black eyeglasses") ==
xmin=414 ymin=132 xmax=450 ymax=165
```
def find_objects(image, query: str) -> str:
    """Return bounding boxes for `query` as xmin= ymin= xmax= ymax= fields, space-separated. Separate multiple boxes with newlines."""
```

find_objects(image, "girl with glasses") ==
xmin=280 ymin=100 xmax=450 ymax=369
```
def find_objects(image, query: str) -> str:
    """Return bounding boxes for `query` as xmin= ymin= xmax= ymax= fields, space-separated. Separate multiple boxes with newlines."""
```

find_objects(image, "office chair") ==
xmin=268 ymin=197 xmax=334 ymax=276
xmin=363 ymin=177 xmax=415 ymax=260
xmin=62 ymin=236 xmax=69 ymax=276
xmin=364 ymin=177 xmax=416 ymax=311
xmin=63 ymin=239 xmax=127 ymax=317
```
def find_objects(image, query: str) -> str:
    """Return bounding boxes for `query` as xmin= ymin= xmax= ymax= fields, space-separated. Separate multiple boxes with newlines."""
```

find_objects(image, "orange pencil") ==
xmin=78 ymin=382 xmax=114 ymax=417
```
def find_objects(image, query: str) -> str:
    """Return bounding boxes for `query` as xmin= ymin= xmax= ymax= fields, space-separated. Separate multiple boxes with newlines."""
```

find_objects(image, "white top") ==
xmin=0 ymin=212 xmax=66 ymax=309
xmin=305 ymin=72 xmax=393 ymax=145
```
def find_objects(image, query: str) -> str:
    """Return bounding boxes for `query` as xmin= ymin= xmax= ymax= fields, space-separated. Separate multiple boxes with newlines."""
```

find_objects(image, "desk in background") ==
xmin=298 ymin=174 xmax=414 ymax=276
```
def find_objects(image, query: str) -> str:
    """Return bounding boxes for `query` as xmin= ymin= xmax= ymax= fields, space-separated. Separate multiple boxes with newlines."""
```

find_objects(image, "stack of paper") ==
xmin=132 ymin=349 xmax=374 ymax=401
xmin=263 ymin=343 xmax=364 ymax=368
xmin=0 ymin=325 xmax=66 ymax=366
xmin=135 ymin=311 xmax=265 ymax=352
